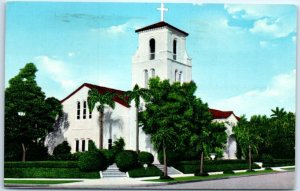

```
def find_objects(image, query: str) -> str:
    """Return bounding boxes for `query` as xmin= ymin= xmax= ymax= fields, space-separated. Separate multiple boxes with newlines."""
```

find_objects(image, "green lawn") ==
xmin=281 ymin=167 xmax=295 ymax=171
xmin=145 ymin=169 xmax=275 ymax=183
xmin=4 ymin=180 xmax=81 ymax=185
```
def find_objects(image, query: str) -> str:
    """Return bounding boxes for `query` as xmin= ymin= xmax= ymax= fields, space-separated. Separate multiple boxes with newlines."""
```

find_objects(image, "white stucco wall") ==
xmin=132 ymin=26 xmax=192 ymax=88
xmin=62 ymin=86 xmax=135 ymax=153
xmin=213 ymin=114 xmax=238 ymax=159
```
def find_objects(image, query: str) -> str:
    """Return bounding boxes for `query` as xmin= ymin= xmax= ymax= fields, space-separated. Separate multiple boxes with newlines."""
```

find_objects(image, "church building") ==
xmin=60 ymin=3 xmax=238 ymax=159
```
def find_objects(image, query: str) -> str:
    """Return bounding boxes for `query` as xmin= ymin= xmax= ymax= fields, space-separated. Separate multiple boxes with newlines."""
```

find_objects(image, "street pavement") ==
xmin=149 ymin=171 xmax=295 ymax=190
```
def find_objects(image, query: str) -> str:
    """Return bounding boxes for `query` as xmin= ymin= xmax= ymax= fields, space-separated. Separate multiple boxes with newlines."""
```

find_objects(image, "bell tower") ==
xmin=131 ymin=3 xmax=192 ymax=88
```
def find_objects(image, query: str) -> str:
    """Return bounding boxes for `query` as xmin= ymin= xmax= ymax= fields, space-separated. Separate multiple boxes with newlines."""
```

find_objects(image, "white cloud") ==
xmin=250 ymin=17 xmax=294 ymax=38
xmin=292 ymin=36 xmax=296 ymax=43
xmin=224 ymin=5 xmax=296 ymax=39
xmin=90 ymin=20 xmax=143 ymax=35
xmin=259 ymin=40 xmax=268 ymax=48
xmin=68 ymin=52 xmax=75 ymax=57
xmin=210 ymin=70 xmax=295 ymax=118
xmin=34 ymin=56 xmax=77 ymax=91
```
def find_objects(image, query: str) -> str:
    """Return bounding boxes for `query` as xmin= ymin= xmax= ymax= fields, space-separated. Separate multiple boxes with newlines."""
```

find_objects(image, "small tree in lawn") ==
xmin=125 ymin=84 xmax=150 ymax=152
xmin=87 ymin=89 xmax=115 ymax=149
xmin=233 ymin=115 xmax=263 ymax=171
xmin=5 ymin=63 xmax=62 ymax=161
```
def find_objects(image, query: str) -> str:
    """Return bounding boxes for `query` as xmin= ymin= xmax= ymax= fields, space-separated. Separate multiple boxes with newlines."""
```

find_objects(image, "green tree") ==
xmin=141 ymin=78 xmax=197 ymax=178
xmin=5 ymin=63 xmax=62 ymax=161
xmin=87 ymin=89 xmax=115 ymax=149
xmin=125 ymin=84 xmax=150 ymax=152
xmin=233 ymin=115 xmax=264 ymax=170
xmin=190 ymin=98 xmax=227 ymax=175
xmin=271 ymin=107 xmax=287 ymax=119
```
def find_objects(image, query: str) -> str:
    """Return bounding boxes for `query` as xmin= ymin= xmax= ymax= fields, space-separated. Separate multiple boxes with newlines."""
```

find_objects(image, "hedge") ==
xmin=78 ymin=151 xmax=108 ymax=172
xmin=128 ymin=165 xmax=163 ymax=178
xmin=4 ymin=167 xmax=99 ymax=178
xmin=116 ymin=150 xmax=139 ymax=172
xmin=4 ymin=161 xmax=99 ymax=178
xmin=263 ymin=159 xmax=295 ymax=167
xmin=138 ymin=151 xmax=154 ymax=165
xmin=174 ymin=160 xmax=260 ymax=173
xmin=5 ymin=161 xmax=78 ymax=168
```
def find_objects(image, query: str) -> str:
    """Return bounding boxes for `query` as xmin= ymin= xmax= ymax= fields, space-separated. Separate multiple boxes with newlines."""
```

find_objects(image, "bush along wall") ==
xmin=262 ymin=159 xmax=295 ymax=167
xmin=174 ymin=160 xmax=261 ymax=174
xmin=128 ymin=165 xmax=163 ymax=178
xmin=4 ymin=161 xmax=100 ymax=178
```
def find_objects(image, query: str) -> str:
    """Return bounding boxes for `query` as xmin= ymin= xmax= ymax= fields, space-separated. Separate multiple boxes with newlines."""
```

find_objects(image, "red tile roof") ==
xmin=135 ymin=21 xmax=189 ymax=36
xmin=209 ymin=109 xmax=240 ymax=121
xmin=60 ymin=83 xmax=130 ymax=108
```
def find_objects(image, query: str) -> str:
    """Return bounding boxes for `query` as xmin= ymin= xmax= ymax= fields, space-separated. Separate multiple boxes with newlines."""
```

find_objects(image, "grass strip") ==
xmin=145 ymin=169 xmax=274 ymax=183
xmin=4 ymin=180 xmax=81 ymax=185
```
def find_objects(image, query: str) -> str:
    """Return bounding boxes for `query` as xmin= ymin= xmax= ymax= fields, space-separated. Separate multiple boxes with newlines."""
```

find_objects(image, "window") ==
xmin=174 ymin=70 xmax=178 ymax=82
xmin=89 ymin=110 xmax=92 ymax=119
xmin=77 ymin=101 xmax=80 ymax=119
xmin=149 ymin=39 xmax=155 ymax=60
xmin=83 ymin=101 xmax=87 ymax=119
xmin=82 ymin=140 xmax=85 ymax=152
xmin=173 ymin=39 xmax=177 ymax=60
xmin=179 ymin=71 xmax=183 ymax=83
xmin=151 ymin=68 xmax=155 ymax=78
xmin=144 ymin=70 xmax=149 ymax=88
xmin=76 ymin=140 xmax=79 ymax=152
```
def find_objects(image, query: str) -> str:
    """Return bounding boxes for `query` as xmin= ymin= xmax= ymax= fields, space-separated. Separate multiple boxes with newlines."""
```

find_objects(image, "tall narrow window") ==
xmin=179 ymin=71 xmax=183 ymax=83
xmin=89 ymin=109 xmax=92 ymax=119
xmin=76 ymin=140 xmax=79 ymax=152
xmin=149 ymin=39 xmax=155 ymax=60
xmin=173 ymin=39 xmax=177 ymax=60
xmin=82 ymin=140 xmax=85 ymax=152
xmin=144 ymin=70 xmax=149 ymax=88
xmin=151 ymin=68 xmax=155 ymax=78
xmin=83 ymin=101 xmax=87 ymax=119
xmin=174 ymin=70 xmax=178 ymax=82
xmin=77 ymin=101 xmax=80 ymax=119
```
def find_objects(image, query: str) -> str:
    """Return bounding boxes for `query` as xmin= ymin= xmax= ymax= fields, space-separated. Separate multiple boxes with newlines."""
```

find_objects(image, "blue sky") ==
xmin=5 ymin=2 xmax=296 ymax=117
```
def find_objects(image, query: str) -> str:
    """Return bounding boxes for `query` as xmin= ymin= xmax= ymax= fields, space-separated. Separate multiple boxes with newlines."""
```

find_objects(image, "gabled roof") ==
xmin=61 ymin=83 xmax=130 ymax=108
xmin=209 ymin=109 xmax=240 ymax=121
xmin=135 ymin=21 xmax=189 ymax=36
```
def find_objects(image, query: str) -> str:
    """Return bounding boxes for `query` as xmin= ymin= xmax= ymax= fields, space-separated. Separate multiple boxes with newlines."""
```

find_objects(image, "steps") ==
xmin=153 ymin=164 xmax=183 ymax=175
xmin=101 ymin=164 xmax=127 ymax=178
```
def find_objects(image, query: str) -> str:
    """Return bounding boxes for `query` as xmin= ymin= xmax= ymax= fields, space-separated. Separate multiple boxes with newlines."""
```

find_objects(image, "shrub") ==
xmin=223 ymin=169 xmax=235 ymax=174
xmin=116 ymin=150 xmax=138 ymax=172
xmin=5 ymin=161 xmax=78 ymax=168
xmin=138 ymin=151 xmax=154 ymax=165
xmin=88 ymin=140 xmax=98 ymax=151
xmin=78 ymin=151 xmax=108 ymax=172
xmin=174 ymin=160 xmax=260 ymax=174
xmin=101 ymin=149 xmax=115 ymax=165
xmin=112 ymin=137 xmax=125 ymax=156
xmin=128 ymin=165 xmax=163 ymax=177
xmin=194 ymin=172 xmax=209 ymax=176
xmin=53 ymin=141 xmax=71 ymax=155
xmin=26 ymin=143 xmax=49 ymax=161
xmin=47 ymin=153 xmax=79 ymax=161
xmin=262 ymin=159 xmax=295 ymax=167
xmin=158 ymin=150 xmax=180 ymax=166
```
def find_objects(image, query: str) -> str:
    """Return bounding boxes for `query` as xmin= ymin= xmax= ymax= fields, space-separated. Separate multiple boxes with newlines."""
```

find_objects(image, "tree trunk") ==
xmin=248 ymin=145 xmax=252 ymax=171
xmin=200 ymin=151 xmax=204 ymax=174
xmin=163 ymin=145 xmax=168 ymax=177
xmin=136 ymin=108 xmax=139 ymax=153
xmin=21 ymin=143 xmax=27 ymax=162
xmin=99 ymin=111 xmax=104 ymax=149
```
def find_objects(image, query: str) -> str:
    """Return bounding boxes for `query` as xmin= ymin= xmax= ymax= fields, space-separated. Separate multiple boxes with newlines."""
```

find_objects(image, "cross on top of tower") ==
xmin=157 ymin=2 xmax=168 ymax=21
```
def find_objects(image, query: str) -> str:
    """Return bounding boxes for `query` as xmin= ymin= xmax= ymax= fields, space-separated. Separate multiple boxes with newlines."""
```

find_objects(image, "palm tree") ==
xmin=125 ymin=84 xmax=150 ymax=152
xmin=271 ymin=107 xmax=287 ymax=119
xmin=87 ymin=89 xmax=116 ymax=149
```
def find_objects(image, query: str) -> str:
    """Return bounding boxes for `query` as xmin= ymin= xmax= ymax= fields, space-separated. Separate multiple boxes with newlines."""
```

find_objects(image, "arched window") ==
xmin=83 ymin=101 xmax=87 ymax=119
xmin=151 ymin=68 xmax=155 ymax=78
xmin=144 ymin=69 xmax=149 ymax=88
xmin=173 ymin=39 xmax=177 ymax=60
xmin=174 ymin=69 xmax=178 ymax=82
xmin=179 ymin=71 xmax=183 ymax=83
xmin=77 ymin=101 xmax=80 ymax=119
xmin=149 ymin=39 xmax=155 ymax=60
